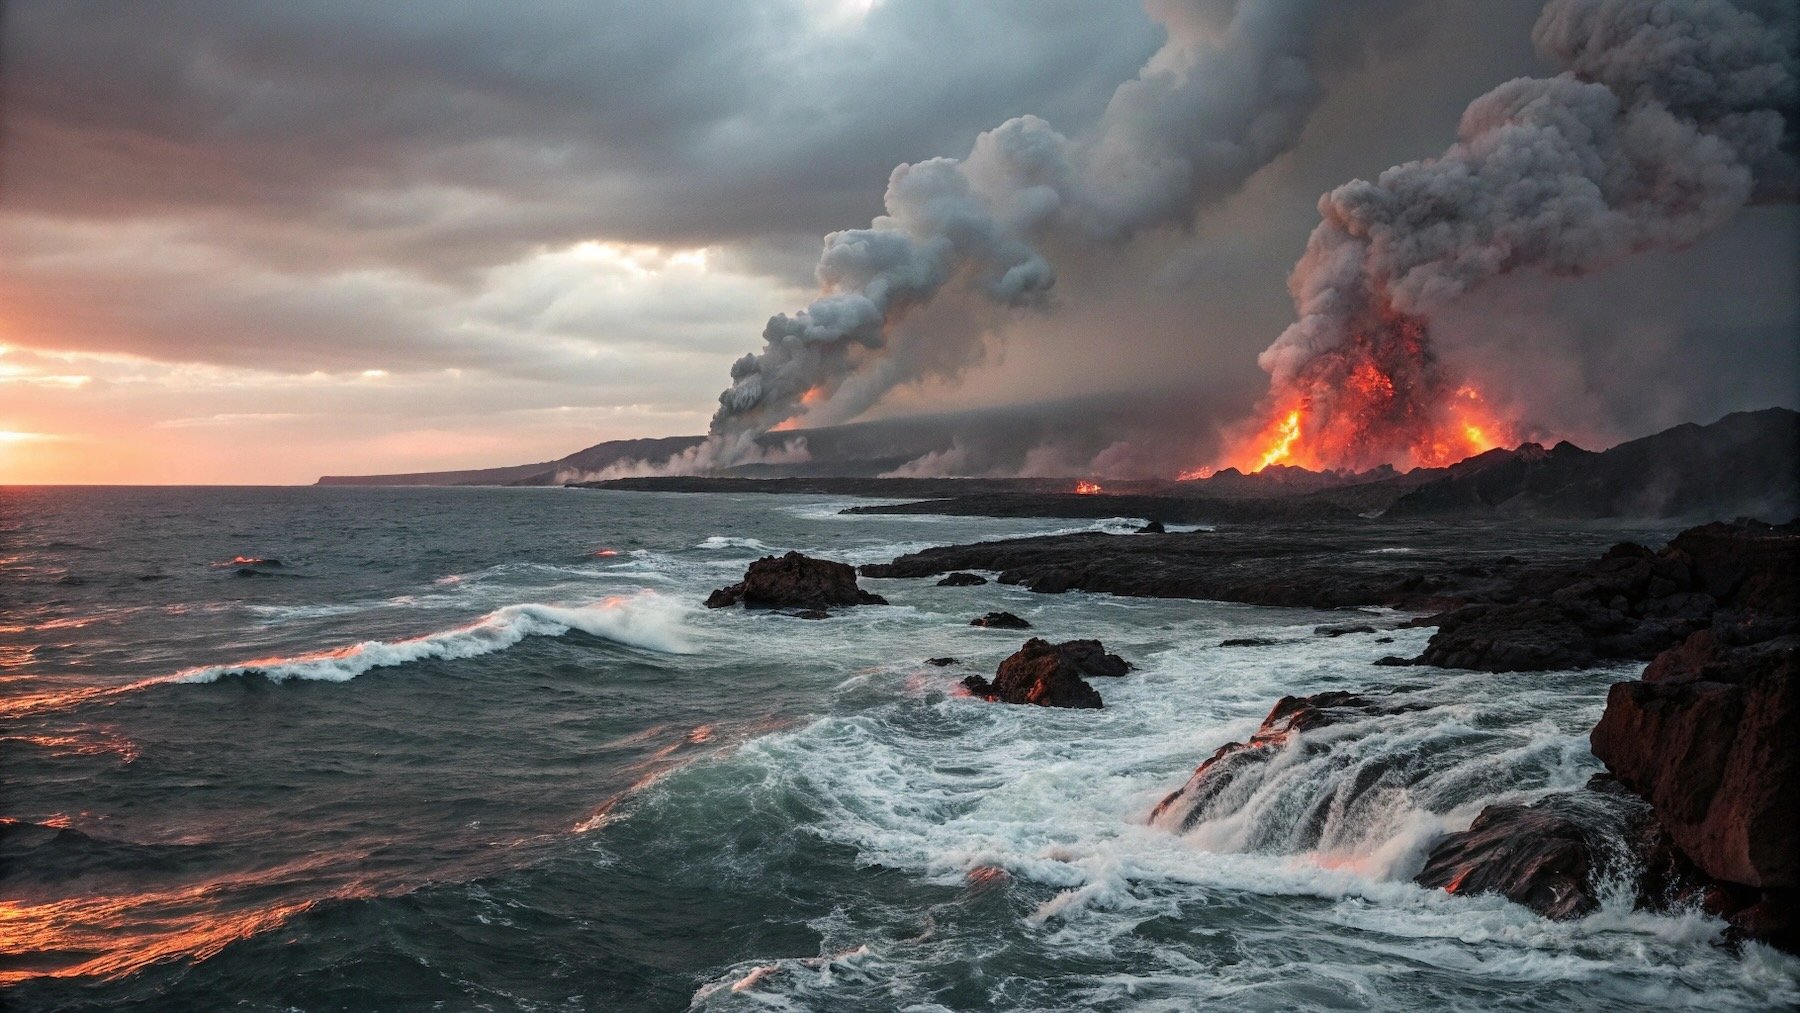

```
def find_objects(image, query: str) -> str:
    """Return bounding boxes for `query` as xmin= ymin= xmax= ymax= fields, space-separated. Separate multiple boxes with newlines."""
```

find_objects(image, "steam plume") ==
xmin=697 ymin=0 xmax=1343 ymax=462
xmin=1231 ymin=0 xmax=1797 ymax=472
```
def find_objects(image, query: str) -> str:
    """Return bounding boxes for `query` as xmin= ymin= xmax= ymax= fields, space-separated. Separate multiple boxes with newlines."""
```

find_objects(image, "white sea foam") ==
xmin=680 ymin=613 xmax=1798 ymax=1009
xmin=165 ymin=593 xmax=694 ymax=684
xmin=696 ymin=536 xmax=776 ymax=551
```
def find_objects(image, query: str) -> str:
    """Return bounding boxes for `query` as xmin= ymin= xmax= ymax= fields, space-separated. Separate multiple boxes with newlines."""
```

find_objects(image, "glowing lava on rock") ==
xmin=1216 ymin=309 xmax=1517 ymax=474
xmin=1073 ymin=480 xmax=1104 ymax=495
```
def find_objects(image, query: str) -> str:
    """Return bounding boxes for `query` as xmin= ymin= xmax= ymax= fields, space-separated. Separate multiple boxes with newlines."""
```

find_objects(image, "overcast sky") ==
xmin=2 ymin=0 xmax=1793 ymax=483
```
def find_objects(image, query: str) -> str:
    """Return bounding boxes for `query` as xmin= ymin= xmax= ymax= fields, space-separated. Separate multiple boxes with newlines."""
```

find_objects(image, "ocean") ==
xmin=3 ymin=486 xmax=1796 ymax=1011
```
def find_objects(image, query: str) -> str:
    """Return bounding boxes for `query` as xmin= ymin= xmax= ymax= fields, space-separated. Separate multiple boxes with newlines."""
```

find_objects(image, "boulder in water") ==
xmin=936 ymin=572 xmax=988 ymax=587
xmin=705 ymin=551 xmax=889 ymax=611
xmin=970 ymin=611 xmax=1031 ymax=629
xmin=1137 ymin=520 xmax=1166 ymax=534
xmin=960 ymin=637 xmax=1132 ymax=709
xmin=1414 ymin=790 xmax=1651 ymax=920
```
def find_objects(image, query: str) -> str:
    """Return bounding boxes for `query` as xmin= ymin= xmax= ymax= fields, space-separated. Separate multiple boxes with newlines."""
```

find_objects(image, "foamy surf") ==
xmin=164 ymin=593 xmax=695 ymax=685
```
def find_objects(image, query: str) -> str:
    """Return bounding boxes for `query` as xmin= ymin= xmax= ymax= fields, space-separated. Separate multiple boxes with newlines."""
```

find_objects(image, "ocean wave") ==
xmin=166 ymin=594 xmax=695 ymax=685
xmin=695 ymin=536 xmax=775 ymax=551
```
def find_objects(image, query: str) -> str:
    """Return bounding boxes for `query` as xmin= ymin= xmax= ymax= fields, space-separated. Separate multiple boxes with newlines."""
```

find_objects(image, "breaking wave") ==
xmin=165 ymin=594 xmax=695 ymax=685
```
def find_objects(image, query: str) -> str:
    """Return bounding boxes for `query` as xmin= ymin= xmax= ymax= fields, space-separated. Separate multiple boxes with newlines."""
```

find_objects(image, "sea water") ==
xmin=3 ymin=486 xmax=1795 ymax=1010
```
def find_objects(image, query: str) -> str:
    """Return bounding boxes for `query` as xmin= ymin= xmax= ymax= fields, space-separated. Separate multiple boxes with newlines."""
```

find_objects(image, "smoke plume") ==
xmin=1229 ymin=0 xmax=1797 ymax=472
xmin=684 ymin=0 xmax=1354 ymax=466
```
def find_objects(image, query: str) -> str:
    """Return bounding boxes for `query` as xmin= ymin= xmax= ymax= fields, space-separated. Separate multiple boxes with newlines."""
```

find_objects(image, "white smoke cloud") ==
xmin=697 ymin=0 xmax=1345 ymax=463
xmin=558 ymin=435 xmax=811 ymax=483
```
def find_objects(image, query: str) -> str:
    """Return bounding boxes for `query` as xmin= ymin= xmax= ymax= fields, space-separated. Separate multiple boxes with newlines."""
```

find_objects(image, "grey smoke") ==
xmin=707 ymin=0 xmax=1341 ymax=446
xmin=1256 ymin=0 xmax=1795 ymax=394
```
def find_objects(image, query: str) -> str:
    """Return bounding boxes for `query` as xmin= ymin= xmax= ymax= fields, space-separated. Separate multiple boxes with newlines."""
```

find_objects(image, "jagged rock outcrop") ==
xmin=1588 ymin=618 xmax=1798 ymax=951
xmin=960 ymin=638 xmax=1132 ymax=709
xmin=1418 ymin=520 xmax=1799 ymax=952
xmin=1150 ymin=691 xmax=1397 ymax=831
xmin=705 ymin=551 xmax=888 ymax=611
xmin=1415 ymin=788 xmax=1655 ymax=920
xmin=936 ymin=572 xmax=988 ymax=587
xmin=1416 ymin=520 xmax=1799 ymax=672
xmin=970 ymin=611 xmax=1031 ymax=629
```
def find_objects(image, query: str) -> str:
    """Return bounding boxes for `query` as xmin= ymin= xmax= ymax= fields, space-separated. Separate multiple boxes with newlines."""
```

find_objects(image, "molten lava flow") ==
xmin=1217 ymin=307 xmax=1518 ymax=474
xmin=1074 ymin=480 xmax=1103 ymax=494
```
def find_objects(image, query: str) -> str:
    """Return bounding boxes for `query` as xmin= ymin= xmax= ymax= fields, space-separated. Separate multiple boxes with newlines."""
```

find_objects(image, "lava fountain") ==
xmin=1219 ymin=307 xmax=1515 ymax=474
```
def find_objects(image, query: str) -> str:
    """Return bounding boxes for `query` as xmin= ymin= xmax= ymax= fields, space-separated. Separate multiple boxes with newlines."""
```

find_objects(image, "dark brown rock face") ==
xmin=1583 ymin=520 xmax=1800 ymax=953
xmin=960 ymin=638 xmax=1132 ymax=709
xmin=705 ymin=551 xmax=889 ymax=611
xmin=1590 ymin=635 xmax=1799 ymax=890
xmin=1415 ymin=791 xmax=1650 ymax=920
xmin=970 ymin=611 xmax=1031 ymax=629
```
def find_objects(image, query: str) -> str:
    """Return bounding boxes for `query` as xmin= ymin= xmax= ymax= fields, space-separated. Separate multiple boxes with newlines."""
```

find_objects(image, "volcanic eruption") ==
xmin=1216 ymin=0 xmax=1797 ymax=474
xmin=605 ymin=0 xmax=1415 ymax=478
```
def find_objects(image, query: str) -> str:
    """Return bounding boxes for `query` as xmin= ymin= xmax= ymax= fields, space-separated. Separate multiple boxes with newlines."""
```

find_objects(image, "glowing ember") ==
xmin=1177 ymin=466 xmax=1215 ymax=481
xmin=1213 ymin=308 xmax=1519 ymax=474
xmin=1073 ymin=480 xmax=1103 ymax=495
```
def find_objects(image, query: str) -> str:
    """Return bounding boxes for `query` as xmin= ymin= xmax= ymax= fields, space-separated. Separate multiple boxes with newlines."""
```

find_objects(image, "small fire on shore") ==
xmin=1073 ymin=480 xmax=1104 ymax=495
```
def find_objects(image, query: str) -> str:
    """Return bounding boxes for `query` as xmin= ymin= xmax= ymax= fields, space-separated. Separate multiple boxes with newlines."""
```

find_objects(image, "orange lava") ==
xmin=1210 ymin=309 xmax=1520 ymax=474
xmin=592 ymin=548 xmax=619 ymax=557
xmin=1073 ymin=480 xmax=1103 ymax=495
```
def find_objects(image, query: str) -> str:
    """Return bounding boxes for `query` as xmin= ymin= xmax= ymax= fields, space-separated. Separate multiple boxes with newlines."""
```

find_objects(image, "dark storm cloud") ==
xmin=2 ymin=1 xmax=1165 ymax=275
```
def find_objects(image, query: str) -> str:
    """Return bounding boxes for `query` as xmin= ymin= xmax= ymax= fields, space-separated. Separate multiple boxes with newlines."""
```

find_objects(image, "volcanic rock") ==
xmin=1385 ymin=408 xmax=1800 ymax=519
xmin=960 ymin=638 xmax=1132 ymax=709
xmin=705 ymin=551 xmax=888 ymax=611
xmin=1314 ymin=623 xmax=1377 ymax=638
xmin=924 ymin=657 xmax=958 ymax=667
xmin=1590 ymin=634 xmax=1799 ymax=891
xmin=936 ymin=572 xmax=989 ymax=587
xmin=1137 ymin=520 xmax=1166 ymax=534
xmin=1150 ymin=691 xmax=1394 ymax=831
xmin=970 ymin=611 xmax=1031 ymax=629
xmin=1220 ymin=637 xmax=1279 ymax=648
xmin=1415 ymin=790 xmax=1652 ymax=920
xmin=1413 ymin=519 xmax=1800 ymax=672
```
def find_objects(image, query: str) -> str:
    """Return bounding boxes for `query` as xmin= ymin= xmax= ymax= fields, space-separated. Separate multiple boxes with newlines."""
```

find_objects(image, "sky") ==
xmin=2 ymin=0 xmax=1794 ymax=484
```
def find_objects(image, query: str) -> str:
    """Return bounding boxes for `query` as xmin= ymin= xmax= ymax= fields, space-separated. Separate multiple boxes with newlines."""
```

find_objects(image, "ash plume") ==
xmin=1234 ymin=0 xmax=1797 ymax=472
xmin=687 ymin=0 xmax=1356 ymax=468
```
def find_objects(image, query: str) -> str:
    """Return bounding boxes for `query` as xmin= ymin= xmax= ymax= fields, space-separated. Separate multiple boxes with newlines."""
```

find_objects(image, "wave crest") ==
xmin=167 ymin=594 xmax=694 ymax=685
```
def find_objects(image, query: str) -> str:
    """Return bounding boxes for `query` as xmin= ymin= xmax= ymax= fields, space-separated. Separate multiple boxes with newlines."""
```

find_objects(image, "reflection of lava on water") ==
xmin=592 ymin=548 xmax=619 ymax=558
xmin=1073 ymin=480 xmax=1103 ymax=495
xmin=1216 ymin=308 xmax=1516 ymax=474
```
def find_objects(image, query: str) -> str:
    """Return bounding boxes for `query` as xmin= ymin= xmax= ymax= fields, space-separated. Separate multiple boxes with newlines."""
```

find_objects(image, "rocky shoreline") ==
xmin=707 ymin=517 xmax=1797 ymax=953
